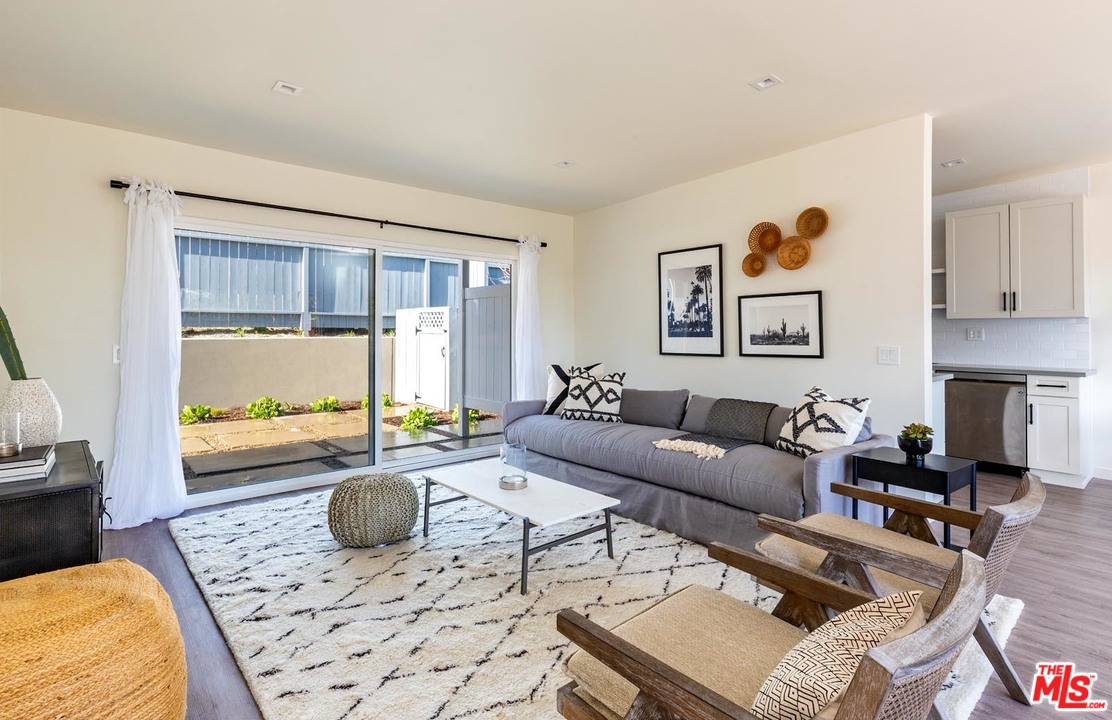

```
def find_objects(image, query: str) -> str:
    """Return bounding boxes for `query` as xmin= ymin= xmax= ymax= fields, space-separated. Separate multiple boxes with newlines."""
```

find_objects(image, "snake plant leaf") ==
xmin=0 ymin=304 xmax=28 ymax=381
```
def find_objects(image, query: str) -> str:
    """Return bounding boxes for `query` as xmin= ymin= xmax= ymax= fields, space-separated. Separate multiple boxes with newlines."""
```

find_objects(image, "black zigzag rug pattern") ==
xmin=169 ymin=484 xmax=1019 ymax=720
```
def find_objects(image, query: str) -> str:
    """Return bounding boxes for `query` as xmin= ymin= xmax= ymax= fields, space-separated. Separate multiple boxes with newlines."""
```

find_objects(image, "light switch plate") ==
xmin=966 ymin=327 xmax=985 ymax=341
xmin=112 ymin=345 xmax=121 ymax=364
xmin=877 ymin=346 xmax=900 ymax=365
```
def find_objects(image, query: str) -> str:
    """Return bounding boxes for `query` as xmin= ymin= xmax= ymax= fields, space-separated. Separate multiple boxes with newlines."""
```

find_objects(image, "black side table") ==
xmin=851 ymin=447 xmax=976 ymax=549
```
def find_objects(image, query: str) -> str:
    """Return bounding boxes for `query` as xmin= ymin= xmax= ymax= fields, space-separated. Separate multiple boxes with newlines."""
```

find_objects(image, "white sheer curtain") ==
xmin=105 ymin=178 xmax=187 ymax=528
xmin=513 ymin=234 xmax=544 ymax=400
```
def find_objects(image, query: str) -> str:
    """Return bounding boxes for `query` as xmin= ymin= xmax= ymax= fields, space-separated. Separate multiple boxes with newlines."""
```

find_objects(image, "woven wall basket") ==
xmin=796 ymin=207 xmax=829 ymax=239
xmin=742 ymin=252 xmax=766 ymax=277
xmin=747 ymin=222 xmax=782 ymax=253
xmin=777 ymin=236 xmax=811 ymax=270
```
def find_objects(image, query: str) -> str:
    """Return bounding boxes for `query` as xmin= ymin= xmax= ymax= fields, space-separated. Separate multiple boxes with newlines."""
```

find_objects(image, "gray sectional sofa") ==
xmin=503 ymin=389 xmax=892 ymax=548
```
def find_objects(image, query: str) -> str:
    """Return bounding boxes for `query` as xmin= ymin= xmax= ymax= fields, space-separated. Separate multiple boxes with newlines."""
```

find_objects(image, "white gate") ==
xmin=395 ymin=307 xmax=450 ymax=410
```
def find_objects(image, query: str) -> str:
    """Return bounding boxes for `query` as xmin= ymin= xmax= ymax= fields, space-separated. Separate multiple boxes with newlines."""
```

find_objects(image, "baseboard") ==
xmin=1093 ymin=467 xmax=1112 ymax=482
xmin=1029 ymin=468 xmax=1091 ymax=489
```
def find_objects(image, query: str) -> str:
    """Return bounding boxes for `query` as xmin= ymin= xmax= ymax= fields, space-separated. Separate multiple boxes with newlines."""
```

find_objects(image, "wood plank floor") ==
xmin=103 ymin=472 xmax=1112 ymax=720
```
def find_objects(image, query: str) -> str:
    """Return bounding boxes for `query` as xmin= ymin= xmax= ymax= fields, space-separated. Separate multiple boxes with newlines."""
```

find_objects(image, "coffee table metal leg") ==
xmin=604 ymin=509 xmax=614 ymax=559
xmin=423 ymin=476 xmax=431 ymax=537
xmin=521 ymin=518 xmax=531 ymax=595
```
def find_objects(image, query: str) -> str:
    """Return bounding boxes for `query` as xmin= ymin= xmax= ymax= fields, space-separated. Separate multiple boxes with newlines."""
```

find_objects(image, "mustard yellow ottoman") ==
xmin=0 ymin=558 xmax=187 ymax=720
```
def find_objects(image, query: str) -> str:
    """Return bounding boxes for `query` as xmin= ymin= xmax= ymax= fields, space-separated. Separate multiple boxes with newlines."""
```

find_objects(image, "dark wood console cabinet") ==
xmin=0 ymin=441 xmax=103 ymax=582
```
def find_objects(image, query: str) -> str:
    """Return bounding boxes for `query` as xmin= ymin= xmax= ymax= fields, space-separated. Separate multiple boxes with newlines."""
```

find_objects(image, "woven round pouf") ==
xmin=0 ymin=559 xmax=187 ymax=720
xmin=328 ymin=473 xmax=420 ymax=547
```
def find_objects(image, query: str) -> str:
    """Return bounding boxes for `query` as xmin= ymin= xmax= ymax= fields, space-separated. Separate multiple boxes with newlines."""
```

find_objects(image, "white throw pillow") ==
xmin=561 ymin=370 xmax=626 ymax=423
xmin=776 ymin=387 xmax=870 ymax=458
xmin=544 ymin=363 xmax=605 ymax=415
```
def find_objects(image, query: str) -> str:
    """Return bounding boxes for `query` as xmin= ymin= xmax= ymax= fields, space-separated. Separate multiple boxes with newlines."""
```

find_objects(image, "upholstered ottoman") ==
xmin=328 ymin=472 xmax=420 ymax=547
xmin=0 ymin=558 xmax=187 ymax=720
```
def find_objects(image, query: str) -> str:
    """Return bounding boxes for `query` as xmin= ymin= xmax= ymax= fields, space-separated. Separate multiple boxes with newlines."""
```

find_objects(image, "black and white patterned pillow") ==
xmin=776 ymin=387 xmax=870 ymax=458
xmin=543 ymin=363 xmax=605 ymax=415
xmin=561 ymin=370 xmax=626 ymax=423
xmin=750 ymin=591 xmax=922 ymax=720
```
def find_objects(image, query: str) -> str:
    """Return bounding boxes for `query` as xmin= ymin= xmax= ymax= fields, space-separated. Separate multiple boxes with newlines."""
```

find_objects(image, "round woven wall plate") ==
xmin=796 ymin=207 xmax=829 ymax=239
xmin=777 ymin=236 xmax=811 ymax=270
xmin=742 ymin=252 xmax=766 ymax=277
xmin=747 ymin=222 xmax=782 ymax=253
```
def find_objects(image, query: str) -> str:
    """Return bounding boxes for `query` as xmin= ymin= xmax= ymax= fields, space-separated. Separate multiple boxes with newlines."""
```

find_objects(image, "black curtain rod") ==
xmin=107 ymin=179 xmax=546 ymax=248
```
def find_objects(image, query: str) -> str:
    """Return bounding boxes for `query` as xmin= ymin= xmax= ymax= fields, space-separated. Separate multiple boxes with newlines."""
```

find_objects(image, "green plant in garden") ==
xmin=899 ymin=423 xmax=933 ymax=440
xmin=361 ymin=394 xmax=370 ymax=410
xmin=400 ymin=406 xmax=437 ymax=431
xmin=0 ymin=304 xmax=28 ymax=381
xmin=451 ymin=404 xmax=480 ymax=424
xmin=180 ymin=404 xmax=216 ymax=425
xmin=234 ymin=327 xmax=247 ymax=337
xmin=381 ymin=393 xmax=393 ymax=409
xmin=246 ymin=396 xmax=285 ymax=419
xmin=310 ymin=395 xmax=342 ymax=413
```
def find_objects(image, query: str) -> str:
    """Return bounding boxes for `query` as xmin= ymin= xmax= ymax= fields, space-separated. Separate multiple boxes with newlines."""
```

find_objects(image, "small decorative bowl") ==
xmin=499 ymin=475 xmax=528 ymax=491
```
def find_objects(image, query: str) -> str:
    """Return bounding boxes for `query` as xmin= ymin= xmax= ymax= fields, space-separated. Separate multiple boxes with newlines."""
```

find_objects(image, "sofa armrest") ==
xmin=802 ymin=434 xmax=895 ymax=519
xmin=502 ymin=399 xmax=546 ymax=429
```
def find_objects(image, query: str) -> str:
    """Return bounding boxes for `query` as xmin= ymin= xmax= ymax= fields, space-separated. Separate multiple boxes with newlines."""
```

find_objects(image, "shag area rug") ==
xmin=170 ymin=487 xmax=1021 ymax=720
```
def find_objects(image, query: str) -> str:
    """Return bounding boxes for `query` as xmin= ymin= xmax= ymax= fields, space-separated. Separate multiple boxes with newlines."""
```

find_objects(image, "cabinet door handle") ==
xmin=1029 ymin=403 xmax=1035 ymax=425
xmin=1003 ymin=292 xmax=1008 ymax=312
xmin=1012 ymin=291 xmax=1017 ymax=312
xmin=1036 ymin=383 xmax=1068 ymax=389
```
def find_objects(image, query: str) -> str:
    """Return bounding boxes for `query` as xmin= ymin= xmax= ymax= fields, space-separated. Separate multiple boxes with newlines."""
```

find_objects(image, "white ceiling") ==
xmin=2 ymin=1 xmax=1111 ymax=214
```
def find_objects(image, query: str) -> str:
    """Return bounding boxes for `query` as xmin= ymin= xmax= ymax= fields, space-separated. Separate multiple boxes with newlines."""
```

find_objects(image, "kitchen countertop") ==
xmin=932 ymin=363 xmax=1096 ymax=378
xmin=932 ymin=372 xmax=954 ymax=382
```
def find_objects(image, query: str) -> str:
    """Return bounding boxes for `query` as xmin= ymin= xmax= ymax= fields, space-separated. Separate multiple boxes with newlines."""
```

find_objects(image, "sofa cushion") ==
xmin=505 ymin=415 xmax=807 ymax=519
xmin=562 ymin=370 xmax=625 ymax=423
xmin=706 ymin=399 xmax=778 ymax=441
xmin=567 ymin=585 xmax=807 ymax=719
xmin=678 ymin=394 xmax=715 ymax=433
xmin=544 ymin=363 xmax=604 ymax=415
xmin=619 ymin=388 xmax=690 ymax=429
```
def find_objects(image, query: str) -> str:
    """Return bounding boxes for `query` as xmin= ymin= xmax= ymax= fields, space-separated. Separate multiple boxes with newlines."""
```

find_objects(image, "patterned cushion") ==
xmin=562 ymin=370 xmax=626 ymax=423
xmin=750 ymin=591 xmax=923 ymax=720
xmin=544 ymin=363 xmax=605 ymax=415
xmin=775 ymin=387 xmax=870 ymax=458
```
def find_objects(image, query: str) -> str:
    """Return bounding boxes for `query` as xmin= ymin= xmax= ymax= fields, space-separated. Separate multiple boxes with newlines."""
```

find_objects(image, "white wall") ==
xmin=0 ymin=108 xmax=575 ymax=470
xmin=1087 ymin=161 xmax=1112 ymax=478
xmin=573 ymin=115 xmax=933 ymax=435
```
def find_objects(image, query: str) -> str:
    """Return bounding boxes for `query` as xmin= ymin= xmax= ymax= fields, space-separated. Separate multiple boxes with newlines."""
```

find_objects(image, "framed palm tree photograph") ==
xmin=658 ymin=244 xmax=724 ymax=356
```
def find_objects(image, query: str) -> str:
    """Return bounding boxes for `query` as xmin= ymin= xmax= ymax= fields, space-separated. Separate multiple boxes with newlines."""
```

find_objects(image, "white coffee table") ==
xmin=420 ymin=458 xmax=619 ymax=594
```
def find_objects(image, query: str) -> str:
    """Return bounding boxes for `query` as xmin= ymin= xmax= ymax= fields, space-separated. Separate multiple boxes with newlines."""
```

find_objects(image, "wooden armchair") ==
xmin=555 ymin=545 xmax=986 ymax=720
xmin=755 ymin=472 xmax=1045 ymax=704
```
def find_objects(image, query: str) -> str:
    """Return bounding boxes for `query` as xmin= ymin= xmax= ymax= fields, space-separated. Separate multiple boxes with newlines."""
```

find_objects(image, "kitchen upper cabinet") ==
xmin=945 ymin=195 xmax=1085 ymax=319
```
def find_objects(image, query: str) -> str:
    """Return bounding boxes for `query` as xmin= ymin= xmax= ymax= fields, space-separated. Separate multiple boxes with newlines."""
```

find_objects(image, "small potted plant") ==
xmin=897 ymin=423 xmax=934 ymax=466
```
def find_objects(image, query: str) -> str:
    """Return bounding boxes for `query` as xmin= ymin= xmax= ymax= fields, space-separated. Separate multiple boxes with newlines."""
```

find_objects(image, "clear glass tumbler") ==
xmin=0 ymin=411 xmax=20 ymax=457
xmin=499 ymin=441 xmax=527 ymax=482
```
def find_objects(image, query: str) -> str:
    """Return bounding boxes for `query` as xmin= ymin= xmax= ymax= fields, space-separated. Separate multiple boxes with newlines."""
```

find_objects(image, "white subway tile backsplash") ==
xmin=932 ymin=315 xmax=1091 ymax=369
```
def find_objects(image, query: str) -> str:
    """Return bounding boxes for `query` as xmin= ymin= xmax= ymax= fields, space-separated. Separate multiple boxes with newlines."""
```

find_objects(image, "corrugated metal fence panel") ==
xmin=464 ymin=284 xmax=512 ymax=412
xmin=177 ymin=230 xmax=303 ymax=326
xmin=381 ymin=256 xmax=427 ymax=319
xmin=429 ymin=261 xmax=460 ymax=307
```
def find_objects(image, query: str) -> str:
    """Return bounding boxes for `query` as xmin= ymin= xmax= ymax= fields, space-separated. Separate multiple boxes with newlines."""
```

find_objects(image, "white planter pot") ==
xmin=0 ymin=378 xmax=63 ymax=447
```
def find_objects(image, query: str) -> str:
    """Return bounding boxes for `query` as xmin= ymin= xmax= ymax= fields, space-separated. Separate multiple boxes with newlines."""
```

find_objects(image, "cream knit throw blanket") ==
xmin=652 ymin=438 xmax=725 ymax=459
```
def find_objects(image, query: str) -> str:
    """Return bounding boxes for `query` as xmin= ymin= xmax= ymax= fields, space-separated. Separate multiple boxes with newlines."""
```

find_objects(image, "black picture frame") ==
xmin=738 ymin=290 xmax=824 ymax=358
xmin=658 ymin=244 xmax=724 ymax=356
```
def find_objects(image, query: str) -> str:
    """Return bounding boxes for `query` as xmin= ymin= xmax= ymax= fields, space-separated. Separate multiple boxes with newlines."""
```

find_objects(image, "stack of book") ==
xmin=0 ymin=444 xmax=56 ymax=483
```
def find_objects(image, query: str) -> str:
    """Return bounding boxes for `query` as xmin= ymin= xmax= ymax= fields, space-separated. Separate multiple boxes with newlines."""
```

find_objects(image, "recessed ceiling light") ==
xmin=748 ymin=74 xmax=784 ymax=91
xmin=271 ymin=80 xmax=303 ymax=96
xmin=553 ymin=160 xmax=577 ymax=169
xmin=940 ymin=158 xmax=967 ymax=168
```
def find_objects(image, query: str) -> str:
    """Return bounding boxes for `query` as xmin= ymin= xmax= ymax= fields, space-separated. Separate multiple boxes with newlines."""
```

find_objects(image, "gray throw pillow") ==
xmin=619 ymin=389 xmax=690 ymax=429
xmin=678 ymin=394 xmax=716 ymax=433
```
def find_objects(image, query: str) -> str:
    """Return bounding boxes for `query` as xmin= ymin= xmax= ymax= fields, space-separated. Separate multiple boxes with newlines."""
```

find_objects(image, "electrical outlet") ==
xmin=877 ymin=346 xmax=900 ymax=365
xmin=966 ymin=328 xmax=985 ymax=342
